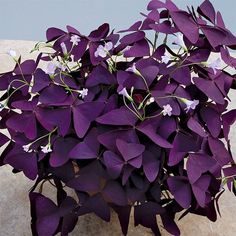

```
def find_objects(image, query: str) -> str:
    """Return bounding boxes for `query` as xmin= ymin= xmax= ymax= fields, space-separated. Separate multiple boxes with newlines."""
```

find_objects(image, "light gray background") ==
xmin=0 ymin=0 xmax=235 ymax=41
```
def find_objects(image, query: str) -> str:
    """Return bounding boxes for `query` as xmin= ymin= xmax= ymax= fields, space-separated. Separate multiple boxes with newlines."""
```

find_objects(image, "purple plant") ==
xmin=1 ymin=0 xmax=236 ymax=235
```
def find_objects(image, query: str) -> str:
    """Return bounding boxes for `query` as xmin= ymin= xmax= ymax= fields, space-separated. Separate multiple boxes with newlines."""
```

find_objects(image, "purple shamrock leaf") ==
xmin=187 ymin=153 xmax=216 ymax=184
xmin=69 ymin=128 xmax=100 ymax=160
xmin=73 ymin=102 xmax=104 ymax=138
xmin=50 ymin=137 xmax=77 ymax=167
xmin=167 ymin=176 xmax=192 ymax=209
xmin=4 ymin=144 xmax=38 ymax=180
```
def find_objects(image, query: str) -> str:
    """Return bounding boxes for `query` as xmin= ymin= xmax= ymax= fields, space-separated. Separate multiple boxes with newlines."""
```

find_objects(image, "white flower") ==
xmin=23 ymin=144 xmax=33 ymax=153
xmin=70 ymin=35 xmax=80 ymax=46
xmin=104 ymin=41 xmax=113 ymax=51
xmin=55 ymin=61 xmax=66 ymax=71
xmin=45 ymin=62 xmax=57 ymax=75
xmin=161 ymin=53 xmax=172 ymax=64
xmin=118 ymin=87 xmax=133 ymax=101
xmin=94 ymin=42 xmax=113 ymax=58
xmin=126 ymin=63 xmax=139 ymax=74
xmin=8 ymin=49 xmax=17 ymax=58
xmin=162 ymin=104 xmax=173 ymax=116
xmin=78 ymin=88 xmax=88 ymax=99
xmin=173 ymin=33 xmax=187 ymax=51
xmin=208 ymin=58 xmax=222 ymax=75
xmin=146 ymin=97 xmax=155 ymax=106
xmin=182 ymin=99 xmax=199 ymax=112
xmin=60 ymin=42 xmax=68 ymax=55
xmin=41 ymin=144 xmax=52 ymax=154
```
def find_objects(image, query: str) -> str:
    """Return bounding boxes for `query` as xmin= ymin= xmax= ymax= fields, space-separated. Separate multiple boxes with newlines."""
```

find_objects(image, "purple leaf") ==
xmin=147 ymin=0 xmax=166 ymax=10
xmin=124 ymin=39 xmax=150 ymax=57
xmin=50 ymin=137 xmax=77 ymax=167
xmin=14 ymin=60 xmax=37 ymax=75
xmin=0 ymin=133 xmax=9 ymax=147
xmin=134 ymin=202 xmax=164 ymax=236
xmin=193 ymin=77 xmax=225 ymax=104
xmin=118 ymin=21 xmax=142 ymax=33
xmin=172 ymin=66 xmax=191 ymax=85
xmin=221 ymin=47 xmax=236 ymax=68
xmin=197 ymin=0 xmax=216 ymax=24
xmin=46 ymin=27 xmax=66 ymax=41
xmin=4 ymin=145 xmax=38 ymax=180
xmin=222 ymin=109 xmax=236 ymax=140
xmin=36 ymin=107 xmax=71 ymax=136
xmin=102 ymin=181 xmax=128 ymax=206
xmin=192 ymin=175 xmax=211 ymax=208
xmin=170 ymin=11 xmax=199 ymax=43
xmin=35 ymin=194 xmax=59 ymax=236
xmin=161 ymin=213 xmax=180 ymax=236
xmin=98 ymin=128 xmax=139 ymax=152
xmin=200 ymin=106 xmax=221 ymax=138
xmin=112 ymin=205 xmax=131 ymax=236
xmin=88 ymin=23 xmax=109 ymax=41
xmin=187 ymin=117 xmax=208 ymax=137
xmin=137 ymin=119 xmax=173 ymax=148
xmin=143 ymin=150 xmax=160 ymax=182
xmin=39 ymin=84 xmax=68 ymax=106
xmin=208 ymin=137 xmax=232 ymax=166
xmin=86 ymin=65 xmax=116 ymax=87
xmin=72 ymin=38 xmax=88 ymax=61
xmin=120 ymin=31 xmax=145 ymax=45
xmin=116 ymin=139 xmax=145 ymax=162
xmin=96 ymin=106 xmax=137 ymax=126
xmin=150 ymin=20 xmax=178 ymax=34
xmin=187 ymin=153 xmax=216 ymax=184
xmin=73 ymin=102 xmax=104 ymax=138
xmin=167 ymin=176 xmax=192 ymax=208
xmin=6 ymin=112 xmax=37 ymax=140
xmin=201 ymin=26 xmax=227 ymax=48
xmin=69 ymin=128 xmax=99 ymax=160
xmin=103 ymin=151 xmax=124 ymax=178
xmin=78 ymin=194 xmax=110 ymax=221
xmin=168 ymin=132 xmax=200 ymax=166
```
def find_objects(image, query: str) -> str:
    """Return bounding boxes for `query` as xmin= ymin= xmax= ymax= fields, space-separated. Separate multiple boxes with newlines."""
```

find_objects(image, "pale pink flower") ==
xmin=162 ymin=104 xmax=173 ymax=116
xmin=70 ymin=35 xmax=80 ymax=46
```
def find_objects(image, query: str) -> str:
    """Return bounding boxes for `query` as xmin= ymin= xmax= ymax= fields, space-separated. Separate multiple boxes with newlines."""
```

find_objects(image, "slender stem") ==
xmin=131 ymin=102 xmax=142 ymax=119
xmin=139 ymin=73 xmax=150 ymax=92
xmin=16 ymin=60 xmax=28 ymax=84
xmin=138 ymin=93 xmax=151 ymax=110
xmin=154 ymin=94 xmax=183 ymax=100
xmin=145 ymin=37 xmax=155 ymax=48
xmin=217 ymin=174 xmax=236 ymax=180
xmin=123 ymin=96 xmax=143 ymax=120
xmin=7 ymin=79 xmax=29 ymax=97
xmin=145 ymin=111 xmax=162 ymax=119
xmin=5 ymin=84 xmax=28 ymax=105
xmin=29 ymin=127 xmax=58 ymax=147
xmin=152 ymin=32 xmax=159 ymax=54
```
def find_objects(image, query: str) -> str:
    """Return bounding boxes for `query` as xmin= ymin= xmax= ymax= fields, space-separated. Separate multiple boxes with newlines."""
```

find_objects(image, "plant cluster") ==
xmin=1 ymin=0 xmax=236 ymax=235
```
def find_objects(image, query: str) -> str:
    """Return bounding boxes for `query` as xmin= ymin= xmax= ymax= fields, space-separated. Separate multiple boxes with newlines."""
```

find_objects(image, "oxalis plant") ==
xmin=1 ymin=0 xmax=236 ymax=235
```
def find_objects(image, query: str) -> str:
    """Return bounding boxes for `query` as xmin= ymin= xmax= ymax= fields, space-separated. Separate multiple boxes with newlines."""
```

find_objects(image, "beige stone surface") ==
xmin=0 ymin=40 xmax=236 ymax=236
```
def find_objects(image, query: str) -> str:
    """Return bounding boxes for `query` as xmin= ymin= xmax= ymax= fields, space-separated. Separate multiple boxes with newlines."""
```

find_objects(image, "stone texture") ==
xmin=0 ymin=40 xmax=236 ymax=236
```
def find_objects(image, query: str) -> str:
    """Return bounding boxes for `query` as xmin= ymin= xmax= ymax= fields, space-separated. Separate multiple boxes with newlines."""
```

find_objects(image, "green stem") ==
xmin=29 ymin=127 xmax=58 ymax=147
xmin=138 ymin=73 xmax=150 ymax=92
xmin=138 ymin=93 xmax=151 ymax=110
xmin=152 ymin=32 xmax=159 ymax=54
xmin=123 ymin=96 xmax=143 ymax=120
xmin=145 ymin=111 xmax=162 ymax=119
xmin=5 ymin=84 xmax=28 ymax=105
